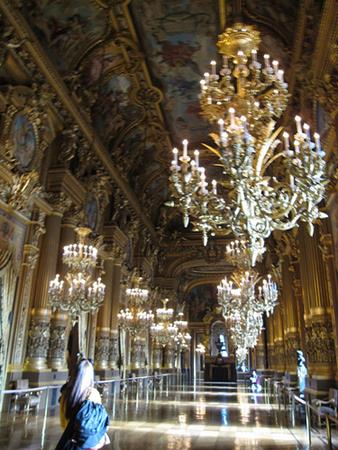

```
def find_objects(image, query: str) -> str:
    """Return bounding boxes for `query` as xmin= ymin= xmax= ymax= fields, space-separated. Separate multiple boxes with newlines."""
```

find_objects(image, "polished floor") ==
xmin=0 ymin=380 xmax=335 ymax=449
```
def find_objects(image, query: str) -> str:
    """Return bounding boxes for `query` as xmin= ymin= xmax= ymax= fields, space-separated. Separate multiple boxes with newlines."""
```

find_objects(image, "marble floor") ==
xmin=0 ymin=381 xmax=335 ymax=449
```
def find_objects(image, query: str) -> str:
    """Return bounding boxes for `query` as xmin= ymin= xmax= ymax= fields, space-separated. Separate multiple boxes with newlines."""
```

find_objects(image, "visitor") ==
xmin=56 ymin=359 xmax=110 ymax=449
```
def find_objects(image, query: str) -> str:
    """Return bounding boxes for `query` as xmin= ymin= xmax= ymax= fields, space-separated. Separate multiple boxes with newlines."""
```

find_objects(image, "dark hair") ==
xmin=64 ymin=359 xmax=94 ymax=420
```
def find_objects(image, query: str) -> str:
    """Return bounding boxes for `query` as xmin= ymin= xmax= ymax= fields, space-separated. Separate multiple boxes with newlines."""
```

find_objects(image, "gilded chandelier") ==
xmin=117 ymin=273 xmax=154 ymax=335
xmin=150 ymin=298 xmax=178 ymax=347
xmin=48 ymin=227 xmax=105 ymax=321
xmin=168 ymin=23 xmax=327 ymax=265
xmin=218 ymin=270 xmax=277 ymax=364
xmin=218 ymin=239 xmax=278 ymax=364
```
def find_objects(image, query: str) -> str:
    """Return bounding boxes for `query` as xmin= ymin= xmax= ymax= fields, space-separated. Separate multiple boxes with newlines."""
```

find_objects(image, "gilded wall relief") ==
xmin=0 ymin=209 xmax=26 ymax=270
xmin=130 ymin=0 xmax=217 ymax=146
xmin=92 ymin=75 xmax=142 ymax=145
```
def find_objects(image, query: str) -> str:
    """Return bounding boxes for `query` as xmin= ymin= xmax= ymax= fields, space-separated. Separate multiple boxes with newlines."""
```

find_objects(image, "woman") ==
xmin=56 ymin=359 xmax=110 ymax=450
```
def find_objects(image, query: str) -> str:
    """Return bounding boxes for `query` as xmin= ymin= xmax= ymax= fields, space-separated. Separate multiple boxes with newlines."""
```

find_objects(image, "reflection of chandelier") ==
xmin=151 ymin=299 xmax=177 ymax=347
xmin=168 ymin=23 xmax=327 ymax=265
xmin=117 ymin=273 xmax=154 ymax=335
xmin=48 ymin=227 xmax=105 ymax=321
xmin=217 ymin=269 xmax=278 ymax=364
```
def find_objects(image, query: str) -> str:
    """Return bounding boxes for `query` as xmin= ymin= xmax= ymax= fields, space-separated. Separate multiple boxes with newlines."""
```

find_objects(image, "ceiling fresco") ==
xmin=24 ymin=0 xmax=108 ymax=73
xmin=130 ymin=0 xmax=218 ymax=147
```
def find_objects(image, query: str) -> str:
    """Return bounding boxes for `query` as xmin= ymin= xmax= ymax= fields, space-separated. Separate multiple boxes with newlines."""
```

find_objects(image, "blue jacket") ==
xmin=56 ymin=400 xmax=109 ymax=449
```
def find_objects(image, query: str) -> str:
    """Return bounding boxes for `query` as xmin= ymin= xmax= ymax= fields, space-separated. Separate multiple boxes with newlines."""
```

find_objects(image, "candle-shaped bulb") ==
xmin=282 ymin=131 xmax=289 ymax=150
xmin=303 ymin=123 xmax=310 ymax=140
xmin=251 ymin=49 xmax=257 ymax=62
xmin=313 ymin=133 xmax=321 ymax=153
xmin=272 ymin=60 xmax=279 ymax=74
xmin=277 ymin=69 xmax=284 ymax=82
xmin=210 ymin=60 xmax=216 ymax=75
xmin=218 ymin=118 xmax=224 ymax=135
xmin=182 ymin=139 xmax=188 ymax=159
xmin=295 ymin=115 xmax=302 ymax=134
xmin=264 ymin=54 xmax=270 ymax=67
xmin=211 ymin=179 xmax=217 ymax=195
xmin=229 ymin=107 xmax=236 ymax=127
xmin=173 ymin=147 xmax=178 ymax=163
xmin=204 ymin=72 xmax=210 ymax=84
xmin=194 ymin=149 xmax=199 ymax=167
xmin=294 ymin=140 xmax=300 ymax=153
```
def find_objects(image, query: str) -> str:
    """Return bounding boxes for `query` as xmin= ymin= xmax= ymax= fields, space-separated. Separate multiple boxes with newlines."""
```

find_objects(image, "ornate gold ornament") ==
xmin=0 ymin=86 xmax=47 ymax=173
xmin=168 ymin=24 xmax=327 ymax=265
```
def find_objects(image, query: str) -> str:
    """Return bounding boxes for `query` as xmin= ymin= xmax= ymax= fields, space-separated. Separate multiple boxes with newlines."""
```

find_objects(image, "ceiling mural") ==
xmin=24 ymin=0 xmax=108 ymax=73
xmin=130 ymin=0 xmax=218 ymax=147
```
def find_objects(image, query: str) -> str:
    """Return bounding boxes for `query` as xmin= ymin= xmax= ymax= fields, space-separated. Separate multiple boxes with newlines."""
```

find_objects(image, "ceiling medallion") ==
xmin=168 ymin=23 xmax=327 ymax=265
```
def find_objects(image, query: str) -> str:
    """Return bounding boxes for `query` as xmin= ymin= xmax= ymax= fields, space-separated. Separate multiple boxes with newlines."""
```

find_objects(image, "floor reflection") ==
xmin=0 ymin=381 xmax=331 ymax=449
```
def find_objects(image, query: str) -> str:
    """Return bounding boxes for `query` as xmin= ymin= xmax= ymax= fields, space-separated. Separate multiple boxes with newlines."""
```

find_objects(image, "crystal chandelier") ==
xmin=48 ymin=227 xmax=105 ymax=321
xmin=168 ymin=23 xmax=327 ymax=265
xmin=151 ymin=299 xmax=178 ymax=347
xmin=117 ymin=273 xmax=154 ymax=335
xmin=217 ymin=269 xmax=278 ymax=364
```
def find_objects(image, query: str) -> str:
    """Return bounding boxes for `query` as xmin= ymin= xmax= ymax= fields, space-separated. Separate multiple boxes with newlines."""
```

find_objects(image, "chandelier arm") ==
xmin=260 ymin=150 xmax=290 ymax=175
xmin=254 ymin=127 xmax=283 ymax=175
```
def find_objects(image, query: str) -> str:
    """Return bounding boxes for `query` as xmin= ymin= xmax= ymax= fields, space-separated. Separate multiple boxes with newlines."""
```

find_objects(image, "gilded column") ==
xmin=319 ymin=222 xmax=338 ymax=381
xmin=95 ymin=255 xmax=114 ymax=372
xmin=9 ymin=210 xmax=46 ymax=368
xmin=25 ymin=212 xmax=63 ymax=370
xmin=273 ymin=306 xmax=286 ymax=375
xmin=298 ymin=225 xmax=336 ymax=389
xmin=255 ymin=332 xmax=266 ymax=371
xmin=266 ymin=315 xmax=275 ymax=370
xmin=282 ymin=257 xmax=300 ymax=377
xmin=109 ymin=249 xmax=123 ymax=370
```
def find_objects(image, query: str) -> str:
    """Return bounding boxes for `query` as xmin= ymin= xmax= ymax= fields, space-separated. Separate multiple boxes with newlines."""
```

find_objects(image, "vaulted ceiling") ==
xmin=18 ymin=0 xmax=326 ymax=242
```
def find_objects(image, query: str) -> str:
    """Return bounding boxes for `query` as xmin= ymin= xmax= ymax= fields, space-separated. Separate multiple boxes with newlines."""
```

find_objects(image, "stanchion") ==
xmin=326 ymin=415 xmax=332 ymax=450
xmin=291 ymin=394 xmax=295 ymax=427
xmin=41 ymin=387 xmax=50 ymax=449
xmin=305 ymin=403 xmax=311 ymax=447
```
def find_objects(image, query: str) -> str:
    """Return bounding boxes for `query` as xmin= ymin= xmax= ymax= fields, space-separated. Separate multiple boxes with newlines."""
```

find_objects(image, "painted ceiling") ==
xmin=21 ymin=0 xmax=323 ymax=235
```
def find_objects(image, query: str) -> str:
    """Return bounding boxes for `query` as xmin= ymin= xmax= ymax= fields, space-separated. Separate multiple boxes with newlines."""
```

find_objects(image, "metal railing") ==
xmin=0 ymin=372 xmax=182 ymax=448
xmin=269 ymin=380 xmax=338 ymax=449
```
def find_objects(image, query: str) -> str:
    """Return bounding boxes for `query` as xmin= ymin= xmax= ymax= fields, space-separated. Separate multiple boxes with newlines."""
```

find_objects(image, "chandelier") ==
xmin=117 ymin=273 xmax=154 ymax=335
xmin=168 ymin=23 xmax=327 ymax=265
xmin=217 ymin=268 xmax=278 ymax=364
xmin=174 ymin=310 xmax=191 ymax=351
xmin=151 ymin=299 xmax=178 ymax=347
xmin=48 ymin=227 xmax=105 ymax=321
